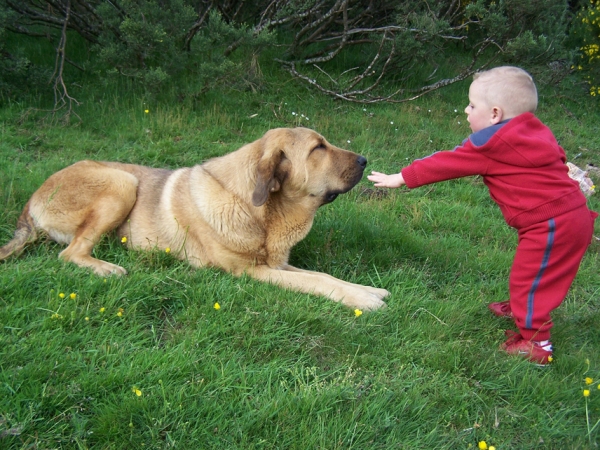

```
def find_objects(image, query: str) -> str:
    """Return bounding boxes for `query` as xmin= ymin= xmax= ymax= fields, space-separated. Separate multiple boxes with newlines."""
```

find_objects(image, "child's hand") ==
xmin=367 ymin=171 xmax=406 ymax=188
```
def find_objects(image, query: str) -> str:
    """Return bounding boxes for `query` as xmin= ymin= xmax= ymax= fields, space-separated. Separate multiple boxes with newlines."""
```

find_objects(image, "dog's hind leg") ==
xmin=58 ymin=210 xmax=130 ymax=276
xmin=57 ymin=181 xmax=139 ymax=276
xmin=26 ymin=161 xmax=139 ymax=275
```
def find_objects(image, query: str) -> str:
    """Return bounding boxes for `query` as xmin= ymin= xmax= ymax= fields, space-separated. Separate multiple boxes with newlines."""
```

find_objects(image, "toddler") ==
xmin=368 ymin=66 xmax=597 ymax=365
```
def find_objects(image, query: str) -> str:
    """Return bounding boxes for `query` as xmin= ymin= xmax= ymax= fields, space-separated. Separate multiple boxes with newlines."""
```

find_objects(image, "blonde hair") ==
xmin=473 ymin=66 xmax=538 ymax=117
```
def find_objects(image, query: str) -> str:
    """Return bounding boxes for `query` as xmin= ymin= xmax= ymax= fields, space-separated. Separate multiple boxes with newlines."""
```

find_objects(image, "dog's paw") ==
xmin=342 ymin=292 xmax=387 ymax=311
xmin=92 ymin=261 xmax=128 ymax=276
xmin=362 ymin=286 xmax=390 ymax=300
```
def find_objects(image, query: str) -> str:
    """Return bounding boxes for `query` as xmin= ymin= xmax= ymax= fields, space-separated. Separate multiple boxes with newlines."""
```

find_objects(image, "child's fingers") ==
xmin=368 ymin=177 xmax=387 ymax=187
xmin=367 ymin=172 xmax=387 ymax=183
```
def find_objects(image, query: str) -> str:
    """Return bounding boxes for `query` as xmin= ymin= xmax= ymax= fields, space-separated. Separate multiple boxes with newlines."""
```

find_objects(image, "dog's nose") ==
xmin=357 ymin=156 xmax=367 ymax=169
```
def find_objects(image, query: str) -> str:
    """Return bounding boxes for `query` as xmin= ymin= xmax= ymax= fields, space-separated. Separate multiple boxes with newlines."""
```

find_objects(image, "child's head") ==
xmin=465 ymin=66 xmax=538 ymax=133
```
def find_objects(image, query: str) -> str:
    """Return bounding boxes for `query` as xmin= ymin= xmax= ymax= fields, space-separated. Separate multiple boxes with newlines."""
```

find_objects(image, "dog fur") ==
xmin=0 ymin=127 xmax=388 ymax=310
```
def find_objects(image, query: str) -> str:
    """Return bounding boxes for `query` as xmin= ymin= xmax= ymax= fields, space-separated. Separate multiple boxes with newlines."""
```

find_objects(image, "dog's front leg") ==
xmin=247 ymin=265 xmax=387 ymax=310
xmin=281 ymin=265 xmax=390 ymax=301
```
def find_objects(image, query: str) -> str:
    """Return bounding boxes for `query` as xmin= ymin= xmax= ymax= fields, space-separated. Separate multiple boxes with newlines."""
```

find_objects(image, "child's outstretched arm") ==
xmin=367 ymin=171 xmax=406 ymax=188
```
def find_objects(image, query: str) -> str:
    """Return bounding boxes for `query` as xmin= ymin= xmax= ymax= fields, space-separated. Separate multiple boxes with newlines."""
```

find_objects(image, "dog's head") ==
xmin=252 ymin=127 xmax=367 ymax=207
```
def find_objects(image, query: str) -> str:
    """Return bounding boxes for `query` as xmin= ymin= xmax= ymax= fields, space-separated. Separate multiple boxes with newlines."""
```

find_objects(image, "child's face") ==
xmin=464 ymin=81 xmax=495 ymax=133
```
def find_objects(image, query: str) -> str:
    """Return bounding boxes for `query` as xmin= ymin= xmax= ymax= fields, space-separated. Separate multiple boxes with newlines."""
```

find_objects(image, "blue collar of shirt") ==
xmin=469 ymin=119 xmax=511 ymax=147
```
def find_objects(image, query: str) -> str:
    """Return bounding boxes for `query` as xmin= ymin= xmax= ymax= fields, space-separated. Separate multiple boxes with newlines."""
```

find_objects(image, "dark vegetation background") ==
xmin=1 ymin=0 xmax=599 ymax=111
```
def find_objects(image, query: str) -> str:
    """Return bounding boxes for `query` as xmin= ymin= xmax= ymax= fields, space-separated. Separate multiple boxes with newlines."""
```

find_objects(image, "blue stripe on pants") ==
xmin=526 ymin=218 xmax=556 ymax=329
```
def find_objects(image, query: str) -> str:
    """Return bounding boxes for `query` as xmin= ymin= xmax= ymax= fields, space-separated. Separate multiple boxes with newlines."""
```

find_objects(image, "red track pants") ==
xmin=509 ymin=205 xmax=597 ymax=342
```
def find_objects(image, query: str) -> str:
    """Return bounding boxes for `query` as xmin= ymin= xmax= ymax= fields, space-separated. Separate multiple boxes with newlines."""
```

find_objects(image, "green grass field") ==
xmin=1 ymin=69 xmax=600 ymax=449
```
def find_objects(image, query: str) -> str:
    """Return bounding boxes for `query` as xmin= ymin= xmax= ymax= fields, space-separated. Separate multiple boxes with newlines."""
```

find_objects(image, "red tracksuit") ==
xmin=401 ymin=112 xmax=597 ymax=342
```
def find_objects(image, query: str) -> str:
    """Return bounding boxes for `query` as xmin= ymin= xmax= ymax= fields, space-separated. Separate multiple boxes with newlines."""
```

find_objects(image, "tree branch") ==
xmin=50 ymin=0 xmax=81 ymax=122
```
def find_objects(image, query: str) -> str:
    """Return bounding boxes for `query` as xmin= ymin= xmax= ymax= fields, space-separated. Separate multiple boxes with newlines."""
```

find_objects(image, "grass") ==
xmin=1 ymin=66 xmax=600 ymax=449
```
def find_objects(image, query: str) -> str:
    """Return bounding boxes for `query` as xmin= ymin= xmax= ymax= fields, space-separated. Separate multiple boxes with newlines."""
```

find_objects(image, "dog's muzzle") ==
xmin=321 ymin=155 xmax=367 ymax=205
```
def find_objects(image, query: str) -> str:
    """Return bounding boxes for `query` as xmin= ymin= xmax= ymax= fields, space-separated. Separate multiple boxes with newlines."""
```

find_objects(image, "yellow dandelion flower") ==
xmin=584 ymin=389 xmax=591 ymax=397
xmin=354 ymin=309 xmax=363 ymax=317
xmin=85 ymin=316 xmax=90 ymax=321
xmin=165 ymin=247 xmax=171 ymax=253
xmin=99 ymin=307 xmax=106 ymax=313
xmin=214 ymin=302 xmax=221 ymax=310
xmin=117 ymin=307 xmax=124 ymax=317
xmin=478 ymin=441 xmax=488 ymax=450
xmin=121 ymin=236 xmax=127 ymax=243
xmin=548 ymin=356 xmax=553 ymax=362
xmin=489 ymin=447 xmax=496 ymax=450
xmin=144 ymin=109 xmax=149 ymax=114
xmin=59 ymin=292 xmax=65 ymax=299
xmin=586 ymin=377 xmax=594 ymax=385
xmin=132 ymin=387 xmax=142 ymax=396
xmin=70 ymin=293 xmax=77 ymax=300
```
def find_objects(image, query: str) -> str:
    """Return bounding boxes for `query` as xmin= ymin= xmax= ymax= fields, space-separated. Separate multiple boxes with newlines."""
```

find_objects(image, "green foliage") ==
xmin=465 ymin=0 xmax=570 ymax=62
xmin=92 ymin=3 xmax=274 ymax=94
xmin=188 ymin=10 xmax=275 ymax=94
xmin=0 ymin=0 xmax=276 ymax=101
xmin=0 ymin=0 xmax=583 ymax=104
xmin=0 ymin=12 xmax=49 ymax=100
xmin=570 ymin=0 xmax=600 ymax=96
xmin=274 ymin=0 xmax=575 ymax=102
xmin=93 ymin=0 xmax=197 ymax=86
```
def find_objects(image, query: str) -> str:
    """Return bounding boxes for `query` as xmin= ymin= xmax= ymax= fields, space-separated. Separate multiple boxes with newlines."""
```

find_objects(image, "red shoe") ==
xmin=488 ymin=300 xmax=513 ymax=318
xmin=500 ymin=330 xmax=553 ymax=365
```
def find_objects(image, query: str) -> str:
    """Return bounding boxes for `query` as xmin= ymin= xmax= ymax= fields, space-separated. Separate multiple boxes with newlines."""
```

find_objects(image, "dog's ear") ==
xmin=252 ymin=147 xmax=284 ymax=207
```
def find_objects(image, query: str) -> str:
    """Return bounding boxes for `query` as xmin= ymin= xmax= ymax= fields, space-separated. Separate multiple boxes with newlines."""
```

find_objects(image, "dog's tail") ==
xmin=0 ymin=202 xmax=38 ymax=260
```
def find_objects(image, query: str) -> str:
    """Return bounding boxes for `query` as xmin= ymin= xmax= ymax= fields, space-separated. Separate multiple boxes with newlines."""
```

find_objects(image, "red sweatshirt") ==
xmin=401 ymin=112 xmax=587 ymax=229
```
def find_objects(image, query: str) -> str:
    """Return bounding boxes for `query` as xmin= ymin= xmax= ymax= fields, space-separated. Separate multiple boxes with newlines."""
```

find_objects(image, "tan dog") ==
xmin=0 ymin=127 xmax=388 ymax=310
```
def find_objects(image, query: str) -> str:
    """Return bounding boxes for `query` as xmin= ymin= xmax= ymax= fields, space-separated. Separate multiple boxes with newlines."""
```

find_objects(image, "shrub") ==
xmin=0 ymin=0 xmax=583 ymax=104
xmin=571 ymin=0 xmax=600 ymax=96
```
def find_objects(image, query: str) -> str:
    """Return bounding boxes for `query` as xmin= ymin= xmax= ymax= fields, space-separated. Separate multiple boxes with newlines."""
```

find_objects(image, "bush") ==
xmin=0 ymin=0 xmax=588 ymax=104
xmin=570 ymin=0 xmax=600 ymax=96
xmin=0 ymin=0 xmax=275 ymax=101
xmin=0 ymin=10 xmax=51 ymax=100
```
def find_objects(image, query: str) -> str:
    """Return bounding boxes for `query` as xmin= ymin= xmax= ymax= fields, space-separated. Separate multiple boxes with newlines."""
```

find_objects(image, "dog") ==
xmin=0 ymin=127 xmax=388 ymax=310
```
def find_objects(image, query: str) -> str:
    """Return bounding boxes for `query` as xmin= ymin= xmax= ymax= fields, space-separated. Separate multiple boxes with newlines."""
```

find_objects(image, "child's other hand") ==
xmin=367 ymin=171 xmax=406 ymax=188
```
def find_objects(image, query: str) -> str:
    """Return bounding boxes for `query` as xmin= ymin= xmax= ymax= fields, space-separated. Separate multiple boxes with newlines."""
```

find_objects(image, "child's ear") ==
xmin=490 ymin=106 xmax=503 ymax=125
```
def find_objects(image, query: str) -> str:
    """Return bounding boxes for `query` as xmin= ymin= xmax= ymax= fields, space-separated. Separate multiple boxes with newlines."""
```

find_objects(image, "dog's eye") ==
xmin=311 ymin=144 xmax=326 ymax=154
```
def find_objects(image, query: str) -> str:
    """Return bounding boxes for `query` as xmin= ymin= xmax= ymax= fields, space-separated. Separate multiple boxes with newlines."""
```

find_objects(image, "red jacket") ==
xmin=401 ymin=112 xmax=588 ymax=229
